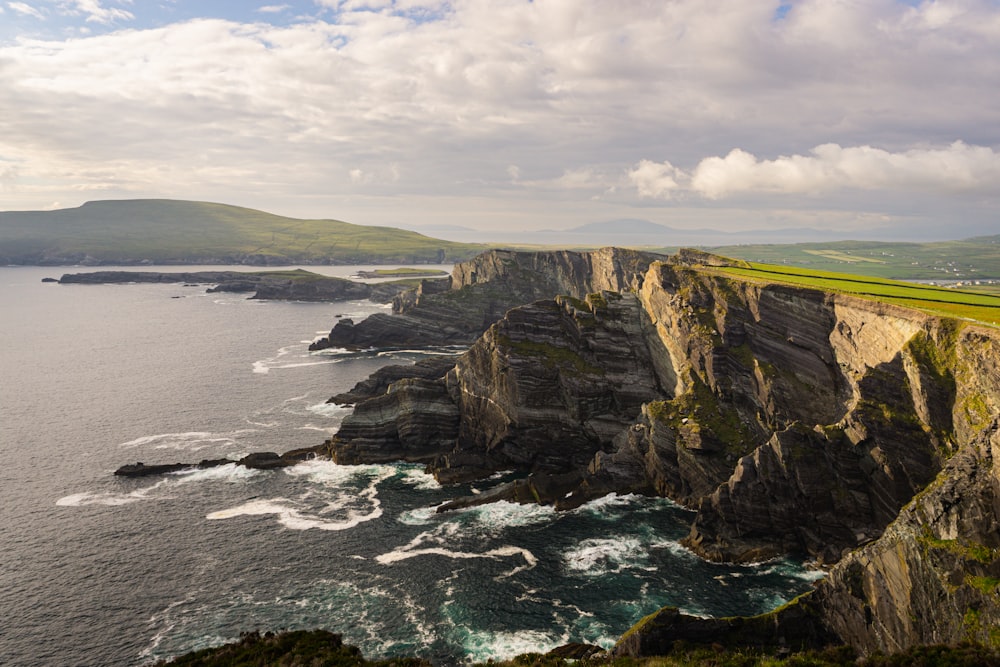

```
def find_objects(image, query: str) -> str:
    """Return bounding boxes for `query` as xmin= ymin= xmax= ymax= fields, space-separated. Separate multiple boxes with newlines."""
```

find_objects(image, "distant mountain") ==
xmin=566 ymin=219 xmax=673 ymax=234
xmin=0 ymin=199 xmax=487 ymax=266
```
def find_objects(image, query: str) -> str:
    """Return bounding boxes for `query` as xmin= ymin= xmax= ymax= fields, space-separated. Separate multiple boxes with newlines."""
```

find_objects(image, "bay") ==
xmin=0 ymin=266 xmax=822 ymax=666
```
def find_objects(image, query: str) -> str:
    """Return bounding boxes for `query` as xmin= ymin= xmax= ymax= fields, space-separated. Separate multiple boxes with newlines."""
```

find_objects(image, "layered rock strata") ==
xmin=320 ymin=248 xmax=1000 ymax=657
xmin=308 ymin=247 xmax=664 ymax=350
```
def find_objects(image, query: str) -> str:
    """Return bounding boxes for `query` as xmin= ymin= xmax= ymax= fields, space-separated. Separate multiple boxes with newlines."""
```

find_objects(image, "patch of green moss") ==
xmin=962 ymin=393 xmax=992 ymax=430
xmin=645 ymin=400 xmax=674 ymax=424
xmin=156 ymin=629 xmax=431 ymax=666
xmin=497 ymin=335 xmax=604 ymax=376
xmin=967 ymin=575 xmax=1000 ymax=595
xmin=587 ymin=292 xmax=608 ymax=309
xmin=917 ymin=529 xmax=999 ymax=565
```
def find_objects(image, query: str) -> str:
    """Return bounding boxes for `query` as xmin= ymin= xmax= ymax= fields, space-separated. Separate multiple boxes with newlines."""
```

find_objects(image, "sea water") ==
xmin=0 ymin=266 xmax=823 ymax=666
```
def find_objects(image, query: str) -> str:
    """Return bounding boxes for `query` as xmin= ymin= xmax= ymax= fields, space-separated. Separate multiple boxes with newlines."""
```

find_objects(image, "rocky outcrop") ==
xmin=58 ymin=269 xmax=419 ymax=303
xmin=324 ymin=290 xmax=664 ymax=484
xmin=114 ymin=448 xmax=316 ymax=476
xmin=319 ymin=247 xmax=1000 ymax=657
xmin=308 ymin=247 xmax=665 ymax=350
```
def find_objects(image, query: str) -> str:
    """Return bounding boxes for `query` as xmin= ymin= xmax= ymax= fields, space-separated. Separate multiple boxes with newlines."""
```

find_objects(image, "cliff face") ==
xmin=320 ymin=248 xmax=1000 ymax=656
xmin=310 ymin=247 xmax=664 ymax=350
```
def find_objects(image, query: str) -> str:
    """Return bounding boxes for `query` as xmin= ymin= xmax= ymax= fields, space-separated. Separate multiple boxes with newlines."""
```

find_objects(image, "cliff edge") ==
xmin=318 ymin=248 xmax=1000 ymax=657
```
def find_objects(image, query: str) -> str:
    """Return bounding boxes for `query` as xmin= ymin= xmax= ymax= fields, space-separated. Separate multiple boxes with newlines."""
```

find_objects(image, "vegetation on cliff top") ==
xmin=708 ymin=236 xmax=1000 ymax=282
xmin=707 ymin=261 xmax=1000 ymax=326
xmin=156 ymin=630 xmax=1000 ymax=667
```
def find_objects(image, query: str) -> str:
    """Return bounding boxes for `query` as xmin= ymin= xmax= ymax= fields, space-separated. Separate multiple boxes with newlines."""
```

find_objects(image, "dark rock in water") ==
xmin=114 ymin=459 xmax=232 ymax=477
xmin=546 ymin=642 xmax=604 ymax=659
xmin=57 ymin=269 xmax=416 ymax=304
xmin=237 ymin=450 xmax=315 ymax=469
xmin=115 ymin=449 xmax=317 ymax=477
xmin=41 ymin=277 xmax=58 ymax=282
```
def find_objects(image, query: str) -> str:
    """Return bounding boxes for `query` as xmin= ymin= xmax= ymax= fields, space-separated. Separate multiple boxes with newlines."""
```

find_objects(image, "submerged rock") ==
xmin=114 ymin=459 xmax=232 ymax=477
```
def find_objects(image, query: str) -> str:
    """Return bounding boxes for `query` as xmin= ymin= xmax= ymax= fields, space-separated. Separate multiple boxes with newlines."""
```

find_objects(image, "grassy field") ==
xmin=705 ymin=236 xmax=1000 ymax=282
xmin=0 ymin=199 xmax=488 ymax=264
xmin=707 ymin=258 xmax=1000 ymax=327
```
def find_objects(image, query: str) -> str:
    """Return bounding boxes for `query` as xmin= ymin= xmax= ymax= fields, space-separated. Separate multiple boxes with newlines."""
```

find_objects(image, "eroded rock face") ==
xmin=319 ymin=248 xmax=1000 ymax=656
xmin=310 ymin=247 xmax=664 ymax=350
xmin=325 ymin=291 xmax=664 ymax=483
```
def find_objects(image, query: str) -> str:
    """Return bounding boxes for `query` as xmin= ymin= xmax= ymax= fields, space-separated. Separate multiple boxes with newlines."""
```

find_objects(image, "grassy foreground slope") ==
xmin=0 ymin=199 xmax=488 ymax=265
xmin=708 ymin=236 xmax=1000 ymax=282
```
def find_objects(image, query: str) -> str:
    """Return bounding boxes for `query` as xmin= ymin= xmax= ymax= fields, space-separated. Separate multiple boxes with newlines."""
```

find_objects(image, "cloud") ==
xmin=8 ymin=2 xmax=45 ymax=19
xmin=0 ymin=0 xmax=999 ymax=236
xmin=628 ymin=160 xmax=683 ymax=199
xmin=257 ymin=4 xmax=291 ymax=13
xmin=685 ymin=142 xmax=1000 ymax=199
xmin=68 ymin=0 xmax=134 ymax=24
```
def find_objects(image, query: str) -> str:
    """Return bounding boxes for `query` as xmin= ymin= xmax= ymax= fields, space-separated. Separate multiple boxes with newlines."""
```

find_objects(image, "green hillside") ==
xmin=705 ymin=257 xmax=1000 ymax=327
xmin=707 ymin=237 xmax=1000 ymax=282
xmin=0 ymin=199 xmax=488 ymax=265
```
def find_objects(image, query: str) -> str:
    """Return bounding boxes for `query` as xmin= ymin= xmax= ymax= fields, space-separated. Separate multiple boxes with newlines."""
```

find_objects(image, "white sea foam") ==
xmin=564 ymin=536 xmax=648 ymax=574
xmin=206 ymin=460 xmax=393 ymax=531
xmin=169 ymin=463 xmax=259 ymax=484
xmin=205 ymin=498 xmax=383 ymax=531
xmin=580 ymin=492 xmax=642 ymax=511
xmin=759 ymin=559 xmax=828 ymax=581
xmin=397 ymin=467 xmax=441 ymax=491
xmin=459 ymin=628 xmax=567 ymax=663
xmin=397 ymin=501 xmax=450 ymax=525
xmin=117 ymin=430 xmax=253 ymax=451
xmin=462 ymin=500 xmax=556 ymax=530
xmin=56 ymin=478 xmax=173 ymax=506
xmin=57 ymin=491 xmax=145 ymax=506
xmin=376 ymin=524 xmax=537 ymax=575
xmin=306 ymin=402 xmax=353 ymax=420
xmin=376 ymin=544 xmax=537 ymax=577
xmin=254 ymin=358 xmax=344 ymax=374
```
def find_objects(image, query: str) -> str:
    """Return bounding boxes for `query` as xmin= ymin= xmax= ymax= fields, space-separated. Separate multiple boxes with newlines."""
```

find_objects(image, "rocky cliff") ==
xmin=318 ymin=248 xmax=1000 ymax=657
xmin=309 ymin=247 xmax=664 ymax=350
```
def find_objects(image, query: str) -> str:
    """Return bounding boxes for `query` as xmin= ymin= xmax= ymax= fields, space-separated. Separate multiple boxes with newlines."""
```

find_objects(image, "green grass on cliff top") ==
xmin=707 ymin=236 xmax=1000 ymax=281
xmin=709 ymin=260 xmax=1000 ymax=327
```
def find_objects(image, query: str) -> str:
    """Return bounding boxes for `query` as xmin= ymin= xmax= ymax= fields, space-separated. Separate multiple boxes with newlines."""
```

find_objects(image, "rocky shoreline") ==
xmin=124 ymin=248 xmax=1000 ymax=662
xmin=54 ymin=269 xmax=438 ymax=303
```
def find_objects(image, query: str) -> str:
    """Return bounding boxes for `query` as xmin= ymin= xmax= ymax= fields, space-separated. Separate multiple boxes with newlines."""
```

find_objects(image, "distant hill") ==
xmin=706 ymin=236 xmax=1000 ymax=281
xmin=0 ymin=199 xmax=488 ymax=266
xmin=567 ymin=219 xmax=672 ymax=235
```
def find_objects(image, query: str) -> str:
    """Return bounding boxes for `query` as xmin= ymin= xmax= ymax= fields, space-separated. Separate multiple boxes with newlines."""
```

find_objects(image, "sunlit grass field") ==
xmin=708 ymin=236 xmax=1000 ymax=281
xmin=711 ymin=260 xmax=1000 ymax=327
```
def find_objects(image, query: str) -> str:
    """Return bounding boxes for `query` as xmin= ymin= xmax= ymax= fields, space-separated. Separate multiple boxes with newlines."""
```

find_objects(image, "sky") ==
xmin=1 ymin=0 xmax=999 ymax=240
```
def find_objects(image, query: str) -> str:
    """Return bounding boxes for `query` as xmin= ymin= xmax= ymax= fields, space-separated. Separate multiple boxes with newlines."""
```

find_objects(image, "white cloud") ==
xmin=257 ymin=4 xmax=291 ymax=13
xmin=0 ymin=0 xmax=998 ymax=236
xmin=69 ymin=0 xmax=134 ymax=24
xmin=8 ymin=2 xmax=45 ymax=19
xmin=628 ymin=160 xmax=683 ymax=199
xmin=685 ymin=142 xmax=1000 ymax=199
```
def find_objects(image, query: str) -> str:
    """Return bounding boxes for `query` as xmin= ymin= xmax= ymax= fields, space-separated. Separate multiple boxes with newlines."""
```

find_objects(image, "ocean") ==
xmin=0 ymin=265 xmax=823 ymax=666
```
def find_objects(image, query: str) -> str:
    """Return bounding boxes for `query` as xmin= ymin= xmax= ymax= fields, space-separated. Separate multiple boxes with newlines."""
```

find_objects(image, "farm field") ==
xmin=710 ymin=260 xmax=1000 ymax=327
